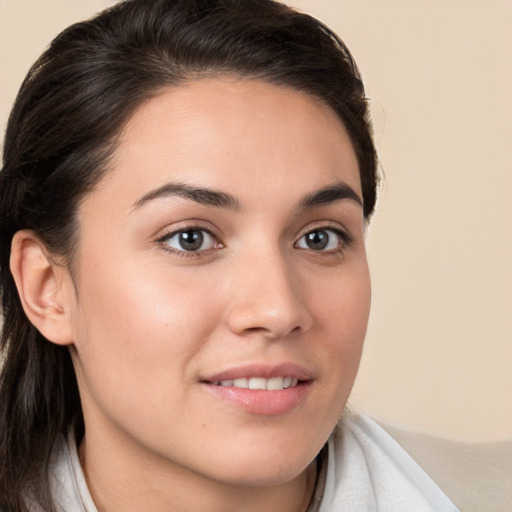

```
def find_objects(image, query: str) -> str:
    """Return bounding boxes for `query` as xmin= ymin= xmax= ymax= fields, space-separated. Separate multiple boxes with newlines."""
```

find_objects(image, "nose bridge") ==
xmin=226 ymin=242 xmax=312 ymax=338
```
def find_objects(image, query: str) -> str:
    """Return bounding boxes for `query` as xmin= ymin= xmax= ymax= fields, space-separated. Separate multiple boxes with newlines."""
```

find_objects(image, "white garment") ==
xmin=42 ymin=413 xmax=459 ymax=511
xmin=318 ymin=413 xmax=460 ymax=511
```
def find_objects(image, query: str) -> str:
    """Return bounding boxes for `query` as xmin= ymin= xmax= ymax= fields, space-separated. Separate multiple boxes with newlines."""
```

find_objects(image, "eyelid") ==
xmin=155 ymin=219 xmax=220 ymax=240
xmin=295 ymin=221 xmax=353 ymax=243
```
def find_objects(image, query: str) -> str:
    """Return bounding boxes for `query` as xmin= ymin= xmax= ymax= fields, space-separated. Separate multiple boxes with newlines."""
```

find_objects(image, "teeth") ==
xmin=233 ymin=378 xmax=248 ymax=388
xmin=214 ymin=377 xmax=300 ymax=390
xmin=249 ymin=377 xmax=267 ymax=390
xmin=267 ymin=377 xmax=284 ymax=390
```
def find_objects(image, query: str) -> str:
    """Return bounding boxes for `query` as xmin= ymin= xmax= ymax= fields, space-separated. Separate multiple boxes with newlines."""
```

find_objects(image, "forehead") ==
xmin=89 ymin=78 xmax=361 ymax=210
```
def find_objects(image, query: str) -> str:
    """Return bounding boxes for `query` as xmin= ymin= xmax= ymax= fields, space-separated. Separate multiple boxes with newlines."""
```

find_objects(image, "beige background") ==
xmin=1 ymin=0 xmax=510 ymax=442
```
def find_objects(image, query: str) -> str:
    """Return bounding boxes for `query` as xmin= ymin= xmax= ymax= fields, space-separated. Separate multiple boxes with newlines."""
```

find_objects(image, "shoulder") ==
xmin=318 ymin=411 xmax=460 ymax=512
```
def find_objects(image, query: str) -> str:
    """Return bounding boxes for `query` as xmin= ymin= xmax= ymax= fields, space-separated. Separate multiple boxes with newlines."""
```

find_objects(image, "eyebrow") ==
xmin=297 ymin=182 xmax=363 ymax=211
xmin=133 ymin=182 xmax=241 ymax=211
xmin=132 ymin=180 xmax=362 ymax=212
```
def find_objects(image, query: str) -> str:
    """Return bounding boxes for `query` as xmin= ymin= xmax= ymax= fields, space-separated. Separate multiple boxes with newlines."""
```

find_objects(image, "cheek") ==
xmin=310 ymin=262 xmax=371 ymax=380
xmin=314 ymin=257 xmax=371 ymax=330
xmin=71 ymin=253 xmax=225 ymax=392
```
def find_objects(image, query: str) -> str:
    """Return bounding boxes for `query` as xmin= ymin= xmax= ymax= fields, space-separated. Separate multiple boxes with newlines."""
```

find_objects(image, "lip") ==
xmin=201 ymin=363 xmax=313 ymax=416
xmin=202 ymin=363 xmax=313 ymax=383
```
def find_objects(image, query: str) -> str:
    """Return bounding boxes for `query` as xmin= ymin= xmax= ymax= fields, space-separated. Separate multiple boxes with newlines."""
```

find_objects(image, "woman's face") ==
xmin=66 ymin=78 xmax=371 ymax=488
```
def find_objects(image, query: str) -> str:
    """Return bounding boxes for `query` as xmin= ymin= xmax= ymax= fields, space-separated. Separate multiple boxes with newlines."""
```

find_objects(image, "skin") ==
xmin=14 ymin=78 xmax=371 ymax=511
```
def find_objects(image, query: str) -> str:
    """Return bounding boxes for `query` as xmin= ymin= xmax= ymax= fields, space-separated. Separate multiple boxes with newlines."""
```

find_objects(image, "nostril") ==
xmin=241 ymin=324 xmax=302 ymax=338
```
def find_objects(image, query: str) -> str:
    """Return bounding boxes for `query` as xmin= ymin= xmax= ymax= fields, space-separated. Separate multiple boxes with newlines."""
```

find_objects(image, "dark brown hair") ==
xmin=0 ymin=0 xmax=378 ymax=509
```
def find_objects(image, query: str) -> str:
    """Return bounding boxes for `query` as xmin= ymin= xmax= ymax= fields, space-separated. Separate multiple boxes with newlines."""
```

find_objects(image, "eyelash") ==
xmin=156 ymin=223 xmax=353 ymax=258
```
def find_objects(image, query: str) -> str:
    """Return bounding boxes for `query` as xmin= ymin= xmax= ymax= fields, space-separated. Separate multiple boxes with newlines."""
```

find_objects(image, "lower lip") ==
xmin=202 ymin=382 xmax=312 ymax=415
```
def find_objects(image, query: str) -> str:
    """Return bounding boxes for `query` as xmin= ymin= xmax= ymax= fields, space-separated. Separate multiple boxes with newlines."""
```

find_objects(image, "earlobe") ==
xmin=10 ymin=230 xmax=75 ymax=346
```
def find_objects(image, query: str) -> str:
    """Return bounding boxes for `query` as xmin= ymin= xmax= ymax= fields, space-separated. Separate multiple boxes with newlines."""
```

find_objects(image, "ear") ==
xmin=10 ymin=230 xmax=75 ymax=346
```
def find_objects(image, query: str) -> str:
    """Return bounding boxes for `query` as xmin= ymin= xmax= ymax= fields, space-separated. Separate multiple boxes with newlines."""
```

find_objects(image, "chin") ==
xmin=214 ymin=459 xmax=312 ymax=488
xmin=200 ymin=434 xmax=321 ymax=488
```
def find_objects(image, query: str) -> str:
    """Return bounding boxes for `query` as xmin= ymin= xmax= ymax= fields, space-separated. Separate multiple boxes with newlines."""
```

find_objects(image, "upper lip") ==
xmin=202 ymin=363 xmax=314 ymax=383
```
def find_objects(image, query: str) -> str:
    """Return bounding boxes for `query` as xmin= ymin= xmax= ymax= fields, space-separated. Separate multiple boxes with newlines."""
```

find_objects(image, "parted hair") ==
xmin=0 ymin=0 xmax=378 ymax=509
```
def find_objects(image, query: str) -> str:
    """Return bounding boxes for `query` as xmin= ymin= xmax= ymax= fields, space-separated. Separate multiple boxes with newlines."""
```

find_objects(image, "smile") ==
xmin=210 ymin=377 xmax=299 ymax=390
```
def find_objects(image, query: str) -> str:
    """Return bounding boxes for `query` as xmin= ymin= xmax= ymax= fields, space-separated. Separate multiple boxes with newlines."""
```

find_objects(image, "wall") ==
xmin=1 ymin=0 xmax=510 ymax=442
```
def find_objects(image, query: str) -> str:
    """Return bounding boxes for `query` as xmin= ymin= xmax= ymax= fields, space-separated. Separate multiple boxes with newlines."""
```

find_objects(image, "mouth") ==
xmin=207 ymin=376 xmax=300 ymax=390
xmin=201 ymin=364 xmax=313 ymax=415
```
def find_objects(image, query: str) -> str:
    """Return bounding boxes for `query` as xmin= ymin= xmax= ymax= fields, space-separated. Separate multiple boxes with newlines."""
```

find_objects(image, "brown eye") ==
xmin=163 ymin=229 xmax=215 ymax=252
xmin=296 ymin=229 xmax=343 ymax=251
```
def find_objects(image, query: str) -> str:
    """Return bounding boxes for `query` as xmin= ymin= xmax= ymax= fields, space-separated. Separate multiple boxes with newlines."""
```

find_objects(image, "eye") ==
xmin=161 ymin=229 xmax=217 ymax=253
xmin=295 ymin=228 xmax=345 ymax=251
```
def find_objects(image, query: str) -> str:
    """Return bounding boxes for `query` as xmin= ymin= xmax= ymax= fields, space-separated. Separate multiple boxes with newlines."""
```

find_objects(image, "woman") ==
xmin=0 ymin=1 xmax=459 ymax=510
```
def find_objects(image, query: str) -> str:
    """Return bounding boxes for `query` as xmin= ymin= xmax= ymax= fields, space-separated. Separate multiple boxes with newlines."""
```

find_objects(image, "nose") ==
xmin=226 ymin=249 xmax=313 ymax=340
